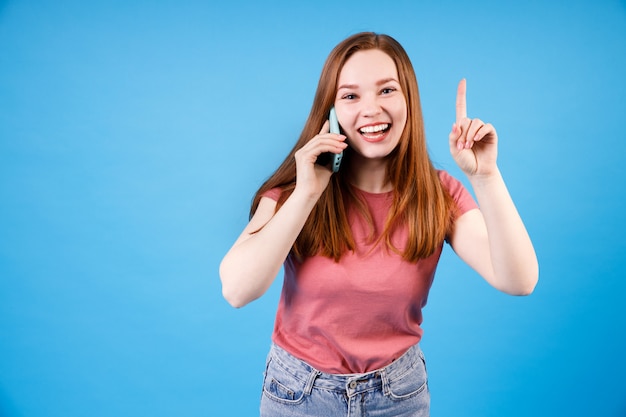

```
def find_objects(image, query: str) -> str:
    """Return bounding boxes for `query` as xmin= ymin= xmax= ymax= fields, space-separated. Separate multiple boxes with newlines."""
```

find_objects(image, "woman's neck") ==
xmin=346 ymin=155 xmax=392 ymax=194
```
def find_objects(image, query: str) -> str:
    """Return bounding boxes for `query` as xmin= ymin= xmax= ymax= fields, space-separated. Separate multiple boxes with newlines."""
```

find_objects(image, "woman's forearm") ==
xmin=219 ymin=189 xmax=318 ymax=308
xmin=468 ymin=169 xmax=539 ymax=295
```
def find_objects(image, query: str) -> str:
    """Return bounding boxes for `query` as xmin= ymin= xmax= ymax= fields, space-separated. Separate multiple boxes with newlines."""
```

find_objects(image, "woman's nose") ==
xmin=360 ymin=94 xmax=382 ymax=117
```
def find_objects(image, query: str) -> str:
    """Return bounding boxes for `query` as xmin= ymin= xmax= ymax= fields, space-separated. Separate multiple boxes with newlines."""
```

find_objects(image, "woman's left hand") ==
xmin=449 ymin=79 xmax=498 ymax=177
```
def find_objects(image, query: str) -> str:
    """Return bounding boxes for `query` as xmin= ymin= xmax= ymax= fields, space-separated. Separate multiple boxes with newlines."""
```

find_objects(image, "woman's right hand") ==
xmin=293 ymin=120 xmax=347 ymax=199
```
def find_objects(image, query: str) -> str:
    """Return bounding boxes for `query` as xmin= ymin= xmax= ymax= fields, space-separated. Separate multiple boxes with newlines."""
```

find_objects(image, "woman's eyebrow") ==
xmin=337 ymin=78 xmax=399 ymax=90
xmin=376 ymin=77 xmax=400 ymax=86
xmin=337 ymin=83 xmax=358 ymax=90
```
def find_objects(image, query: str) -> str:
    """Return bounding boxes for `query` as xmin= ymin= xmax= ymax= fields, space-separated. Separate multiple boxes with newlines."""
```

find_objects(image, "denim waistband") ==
xmin=268 ymin=343 xmax=424 ymax=397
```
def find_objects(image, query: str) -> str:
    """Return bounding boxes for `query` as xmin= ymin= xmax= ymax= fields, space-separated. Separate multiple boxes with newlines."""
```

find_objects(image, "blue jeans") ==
xmin=260 ymin=343 xmax=430 ymax=416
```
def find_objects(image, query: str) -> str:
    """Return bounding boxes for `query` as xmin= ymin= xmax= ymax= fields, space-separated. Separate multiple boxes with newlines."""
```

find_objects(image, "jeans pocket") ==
xmin=385 ymin=353 xmax=429 ymax=401
xmin=262 ymin=358 xmax=308 ymax=405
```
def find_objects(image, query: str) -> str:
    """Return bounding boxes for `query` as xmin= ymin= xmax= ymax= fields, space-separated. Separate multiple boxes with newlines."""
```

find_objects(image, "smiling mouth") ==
xmin=359 ymin=123 xmax=390 ymax=141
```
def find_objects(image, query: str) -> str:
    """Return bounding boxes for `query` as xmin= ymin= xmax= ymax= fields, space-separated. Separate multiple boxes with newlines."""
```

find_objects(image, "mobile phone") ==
xmin=315 ymin=106 xmax=343 ymax=172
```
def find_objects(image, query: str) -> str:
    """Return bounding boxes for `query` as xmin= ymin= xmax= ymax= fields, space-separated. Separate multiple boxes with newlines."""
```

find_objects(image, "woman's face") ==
xmin=334 ymin=49 xmax=408 ymax=162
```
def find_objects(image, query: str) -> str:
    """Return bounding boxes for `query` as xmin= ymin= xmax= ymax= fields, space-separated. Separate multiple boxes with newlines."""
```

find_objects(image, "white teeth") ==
xmin=360 ymin=124 xmax=389 ymax=134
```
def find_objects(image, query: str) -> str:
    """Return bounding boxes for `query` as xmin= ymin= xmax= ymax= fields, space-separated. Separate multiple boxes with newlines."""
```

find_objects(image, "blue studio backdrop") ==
xmin=1 ymin=1 xmax=625 ymax=416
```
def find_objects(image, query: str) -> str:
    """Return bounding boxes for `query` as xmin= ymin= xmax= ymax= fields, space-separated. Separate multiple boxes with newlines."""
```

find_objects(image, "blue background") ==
xmin=1 ymin=0 xmax=625 ymax=416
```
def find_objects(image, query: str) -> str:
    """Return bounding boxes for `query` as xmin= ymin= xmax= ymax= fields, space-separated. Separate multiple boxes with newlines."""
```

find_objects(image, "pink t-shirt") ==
xmin=264 ymin=170 xmax=477 ymax=374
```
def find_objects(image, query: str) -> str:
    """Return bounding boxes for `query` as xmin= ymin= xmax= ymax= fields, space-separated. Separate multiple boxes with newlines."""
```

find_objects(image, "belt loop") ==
xmin=304 ymin=369 xmax=320 ymax=395
xmin=379 ymin=369 xmax=390 ymax=396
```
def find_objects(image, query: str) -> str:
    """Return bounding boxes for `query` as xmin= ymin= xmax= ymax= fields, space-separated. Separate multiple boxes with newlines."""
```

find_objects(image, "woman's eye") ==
xmin=342 ymin=93 xmax=356 ymax=100
xmin=381 ymin=87 xmax=396 ymax=94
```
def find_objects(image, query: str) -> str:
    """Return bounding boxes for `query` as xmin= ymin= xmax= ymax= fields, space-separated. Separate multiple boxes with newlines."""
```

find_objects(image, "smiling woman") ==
xmin=1 ymin=0 xmax=624 ymax=415
xmin=219 ymin=32 xmax=537 ymax=417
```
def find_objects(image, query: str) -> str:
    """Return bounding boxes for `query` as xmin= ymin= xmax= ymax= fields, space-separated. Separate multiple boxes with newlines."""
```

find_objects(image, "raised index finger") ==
xmin=456 ymin=78 xmax=467 ymax=122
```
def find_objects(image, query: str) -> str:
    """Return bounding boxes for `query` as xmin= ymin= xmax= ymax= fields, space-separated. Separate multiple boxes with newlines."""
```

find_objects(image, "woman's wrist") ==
xmin=466 ymin=166 xmax=502 ymax=189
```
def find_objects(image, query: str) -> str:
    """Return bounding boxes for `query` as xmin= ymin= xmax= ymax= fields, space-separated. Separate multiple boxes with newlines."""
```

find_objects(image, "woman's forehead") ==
xmin=338 ymin=50 xmax=399 ymax=87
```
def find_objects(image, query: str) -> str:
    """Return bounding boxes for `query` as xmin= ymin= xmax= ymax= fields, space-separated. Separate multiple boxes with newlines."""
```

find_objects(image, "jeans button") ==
xmin=349 ymin=381 xmax=357 ymax=389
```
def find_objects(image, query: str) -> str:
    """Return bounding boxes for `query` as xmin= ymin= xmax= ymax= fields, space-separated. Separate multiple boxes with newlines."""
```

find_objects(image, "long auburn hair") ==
xmin=251 ymin=32 xmax=456 ymax=263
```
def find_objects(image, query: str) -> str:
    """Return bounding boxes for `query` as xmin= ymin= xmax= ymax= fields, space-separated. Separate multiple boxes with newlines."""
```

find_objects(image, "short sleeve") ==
xmin=262 ymin=188 xmax=282 ymax=202
xmin=438 ymin=170 xmax=478 ymax=216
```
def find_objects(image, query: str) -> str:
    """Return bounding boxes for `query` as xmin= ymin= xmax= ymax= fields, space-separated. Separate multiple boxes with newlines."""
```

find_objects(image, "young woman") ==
xmin=220 ymin=32 xmax=538 ymax=417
